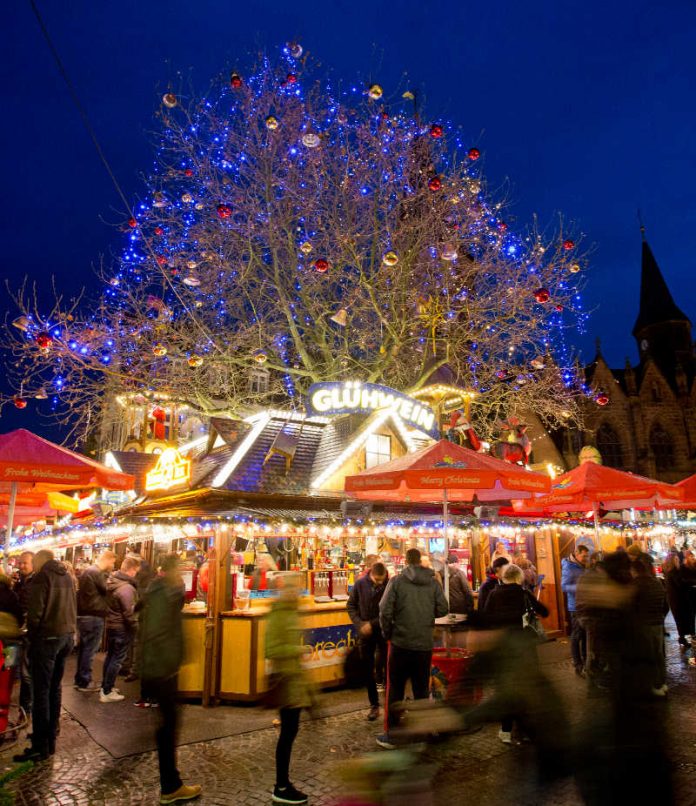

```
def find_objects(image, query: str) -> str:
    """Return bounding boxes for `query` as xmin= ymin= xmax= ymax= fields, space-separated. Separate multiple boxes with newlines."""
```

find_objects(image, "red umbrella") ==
xmin=657 ymin=473 xmax=696 ymax=510
xmin=345 ymin=439 xmax=551 ymax=602
xmin=0 ymin=429 xmax=134 ymax=568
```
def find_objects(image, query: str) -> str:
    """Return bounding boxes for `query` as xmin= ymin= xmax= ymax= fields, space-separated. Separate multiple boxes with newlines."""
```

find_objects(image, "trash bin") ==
xmin=430 ymin=648 xmax=480 ymax=706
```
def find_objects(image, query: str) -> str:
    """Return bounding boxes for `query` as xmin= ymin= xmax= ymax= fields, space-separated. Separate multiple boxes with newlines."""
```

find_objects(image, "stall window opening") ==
xmin=365 ymin=434 xmax=391 ymax=468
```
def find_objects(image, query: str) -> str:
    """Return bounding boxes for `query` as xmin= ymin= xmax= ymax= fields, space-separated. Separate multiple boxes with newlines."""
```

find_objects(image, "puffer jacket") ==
xmin=561 ymin=555 xmax=586 ymax=611
xmin=139 ymin=577 xmax=185 ymax=681
xmin=379 ymin=564 xmax=448 ymax=651
xmin=27 ymin=560 xmax=76 ymax=638
xmin=264 ymin=597 xmax=312 ymax=709
xmin=106 ymin=571 xmax=138 ymax=632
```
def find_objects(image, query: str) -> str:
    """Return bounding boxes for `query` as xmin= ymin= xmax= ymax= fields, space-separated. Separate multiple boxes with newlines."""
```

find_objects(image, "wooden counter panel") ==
xmin=220 ymin=617 xmax=255 ymax=696
xmin=179 ymin=613 xmax=206 ymax=694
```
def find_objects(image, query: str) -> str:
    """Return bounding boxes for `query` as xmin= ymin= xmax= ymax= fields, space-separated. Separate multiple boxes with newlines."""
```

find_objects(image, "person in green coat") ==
xmin=265 ymin=573 xmax=312 ymax=805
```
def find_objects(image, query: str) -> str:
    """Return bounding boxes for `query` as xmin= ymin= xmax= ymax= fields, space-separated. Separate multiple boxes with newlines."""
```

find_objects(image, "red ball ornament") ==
xmin=36 ymin=333 xmax=53 ymax=350
xmin=534 ymin=287 xmax=551 ymax=303
xmin=184 ymin=168 xmax=193 ymax=177
xmin=496 ymin=369 xmax=508 ymax=379
xmin=314 ymin=258 xmax=329 ymax=273
xmin=216 ymin=203 xmax=233 ymax=219
xmin=128 ymin=217 xmax=137 ymax=228
xmin=467 ymin=147 xmax=481 ymax=160
xmin=428 ymin=176 xmax=442 ymax=192
xmin=555 ymin=304 xmax=564 ymax=312
xmin=13 ymin=397 xmax=27 ymax=410
xmin=563 ymin=239 xmax=575 ymax=251
xmin=156 ymin=255 xmax=167 ymax=266
xmin=497 ymin=221 xmax=508 ymax=232
xmin=429 ymin=124 xmax=443 ymax=138
xmin=230 ymin=72 xmax=243 ymax=89
xmin=154 ymin=227 xmax=164 ymax=236
xmin=595 ymin=391 xmax=609 ymax=406
xmin=286 ymin=73 xmax=297 ymax=84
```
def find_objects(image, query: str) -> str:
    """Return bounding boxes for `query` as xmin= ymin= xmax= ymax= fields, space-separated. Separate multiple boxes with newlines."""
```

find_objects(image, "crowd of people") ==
xmin=0 ymin=549 xmax=202 ymax=805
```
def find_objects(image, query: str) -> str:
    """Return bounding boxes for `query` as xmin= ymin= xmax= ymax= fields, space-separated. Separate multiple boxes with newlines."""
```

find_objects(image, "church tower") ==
xmin=632 ymin=226 xmax=694 ymax=380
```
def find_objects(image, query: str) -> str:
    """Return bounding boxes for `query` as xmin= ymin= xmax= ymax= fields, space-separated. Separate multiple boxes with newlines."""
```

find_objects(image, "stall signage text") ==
xmin=145 ymin=448 xmax=191 ymax=492
xmin=300 ymin=624 xmax=356 ymax=668
xmin=307 ymin=382 xmax=439 ymax=438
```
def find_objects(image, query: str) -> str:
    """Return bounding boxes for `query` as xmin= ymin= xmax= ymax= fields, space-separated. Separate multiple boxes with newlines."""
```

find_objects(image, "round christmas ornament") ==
xmin=288 ymin=42 xmax=303 ymax=59
xmin=264 ymin=114 xmax=280 ymax=131
xmin=382 ymin=251 xmax=399 ymax=267
xmin=595 ymin=391 xmax=609 ymax=406
xmin=188 ymin=354 xmax=204 ymax=368
xmin=153 ymin=192 xmax=167 ymax=208
xmin=302 ymin=132 xmax=320 ymax=148
xmin=570 ymin=263 xmax=581 ymax=274
xmin=183 ymin=274 xmax=201 ymax=288
xmin=534 ymin=287 xmax=551 ymax=303
xmin=184 ymin=168 xmax=194 ymax=177
xmin=252 ymin=348 xmax=268 ymax=364
xmin=530 ymin=356 xmax=545 ymax=370
xmin=563 ymin=239 xmax=575 ymax=251
xmin=336 ymin=110 xmax=348 ymax=125
xmin=195 ymin=202 xmax=204 ymax=210
xmin=13 ymin=397 xmax=27 ymax=410
xmin=216 ymin=203 xmax=233 ymax=219
xmin=429 ymin=123 xmax=444 ymax=138
xmin=299 ymin=241 xmax=313 ymax=255
xmin=314 ymin=258 xmax=330 ymax=273
xmin=428 ymin=176 xmax=442 ymax=192
xmin=286 ymin=73 xmax=298 ymax=84
xmin=156 ymin=255 xmax=167 ymax=267
xmin=555 ymin=304 xmax=564 ymax=312
xmin=441 ymin=244 xmax=458 ymax=261
xmin=467 ymin=147 xmax=481 ymax=160
xmin=128 ymin=217 xmax=137 ymax=228
xmin=497 ymin=221 xmax=508 ymax=232
xmin=181 ymin=193 xmax=194 ymax=204
xmin=162 ymin=93 xmax=178 ymax=108
xmin=35 ymin=332 xmax=53 ymax=350
xmin=186 ymin=260 xmax=198 ymax=269
xmin=230 ymin=72 xmax=243 ymax=89
xmin=154 ymin=227 xmax=164 ymax=236
xmin=468 ymin=179 xmax=481 ymax=194
xmin=152 ymin=343 xmax=168 ymax=357
xmin=368 ymin=84 xmax=383 ymax=100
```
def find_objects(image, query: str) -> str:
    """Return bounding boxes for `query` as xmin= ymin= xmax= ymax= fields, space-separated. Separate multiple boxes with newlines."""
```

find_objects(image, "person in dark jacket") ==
xmin=74 ymin=550 xmax=116 ymax=691
xmin=0 ymin=575 xmax=22 ymax=631
xmin=347 ymin=561 xmax=388 ymax=721
xmin=663 ymin=552 xmax=694 ymax=647
xmin=100 ymin=557 xmax=140 ymax=702
xmin=631 ymin=554 xmax=669 ymax=695
xmin=378 ymin=548 xmax=448 ymax=748
xmin=14 ymin=550 xmax=76 ymax=762
xmin=13 ymin=551 xmax=34 ymax=718
xmin=139 ymin=554 xmax=201 ymax=805
xmin=441 ymin=556 xmax=474 ymax=615
xmin=561 ymin=544 xmax=589 ymax=675
xmin=477 ymin=557 xmax=510 ymax=612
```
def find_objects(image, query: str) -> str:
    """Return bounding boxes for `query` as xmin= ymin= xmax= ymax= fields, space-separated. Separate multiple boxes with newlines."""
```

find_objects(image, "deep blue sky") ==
xmin=2 ymin=0 xmax=696 ymax=433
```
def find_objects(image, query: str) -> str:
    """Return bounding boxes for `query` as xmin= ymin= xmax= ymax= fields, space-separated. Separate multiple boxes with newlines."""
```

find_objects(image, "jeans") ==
xmin=102 ymin=630 xmax=133 ymax=694
xmin=570 ymin=612 xmax=586 ymax=671
xmin=30 ymin=633 xmax=74 ymax=755
xmin=361 ymin=634 xmax=386 ymax=707
xmin=385 ymin=644 xmax=432 ymax=730
xmin=74 ymin=616 xmax=104 ymax=688
xmin=276 ymin=707 xmax=301 ymax=788
xmin=142 ymin=676 xmax=182 ymax=795
xmin=19 ymin=637 xmax=33 ymax=715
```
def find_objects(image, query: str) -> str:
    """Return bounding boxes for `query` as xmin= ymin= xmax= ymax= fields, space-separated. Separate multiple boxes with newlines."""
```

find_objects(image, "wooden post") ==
xmin=202 ymin=524 xmax=231 ymax=707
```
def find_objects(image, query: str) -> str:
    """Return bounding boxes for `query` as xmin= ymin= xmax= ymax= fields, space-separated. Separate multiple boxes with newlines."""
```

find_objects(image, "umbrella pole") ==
xmin=4 ymin=482 xmax=18 ymax=574
xmin=443 ymin=489 xmax=450 ymax=607
xmin=593 ymin=504 xmax=600 ymax=550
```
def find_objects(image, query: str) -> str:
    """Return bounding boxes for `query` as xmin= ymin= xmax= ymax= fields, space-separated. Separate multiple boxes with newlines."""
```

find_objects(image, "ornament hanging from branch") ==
xmin=368 ymin=84 xmax=383 ymax=100
xmin=230 ymin=72 xmax=243 ymax=89
xmin=382 ymin=251 xmax=399 ymax=267
xmin=162 ymin=93 xmax=178 ymax=108
xmin=534 ymin=288 xmax=551 ymax=303
xmin=314 ymin=258 xmax=329 ymax=273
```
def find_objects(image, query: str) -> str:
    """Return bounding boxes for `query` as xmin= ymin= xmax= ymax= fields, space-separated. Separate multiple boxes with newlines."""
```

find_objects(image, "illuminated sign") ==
xmin=145 ymin=448 xmax=191 ymax=493
xmin=306 ymin=382 xmax=439 ymax=438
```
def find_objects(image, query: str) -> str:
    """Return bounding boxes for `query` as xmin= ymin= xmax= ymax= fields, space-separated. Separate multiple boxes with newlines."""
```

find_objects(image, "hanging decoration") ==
xmin=153 ymin=343 xmax=168 ymax=357
xmin=368 ymin=84 xmax=383 ymax=100
xmin=12 ymin=316 xmax=31 ymax=331
xmin=563 ymin=239 xmax=575 ymax=251
xmin=288 ymin=42 xmax=303 ymax=59
xmin=216 ymin=203 xmax=233 ymax=219
xmin=382 ymin=251 xmax=399 ymax=267
xmin=314 ymin=258 xmax=329 ymax=273
xmin=265 ymin=115 xmax=279 ymax=131
xmin=428 ymin=177 xmax=442 ymax=192
xmin=534 ymin=288 xmax=551 ymax=303
xmin=467 ymin=147 xmax=480 ymax=160
xmin=128 ymin=217 xmax=137 ymax=228
xmin=253 ymin=348 xmax=268 ymax=364
xmin=188 ymin=354 xmax=204 ymax=368
xmin=299 ymin=241 xmax=313 ymax=255
xmin=429 ymin=124 xmax=443 ymax=138
xmin=35 ymin=333 xmax=53 ymax=351
xmin=570 ymin=263 xmax=581 ymax=274
xmin=230 ymin=72 xmax=243 ymax=89
xmin=329 ymin=308 xmax=348 ymax=327
xmin=162 ymin=93 xmax=178 ymax=108
xmin=302 ymin=132 xmax=320 ymax=148
xmin=441 ymin=244 xmax=458 ymax=261
xmin=13 ymin=396 xmax=27 ymax=410
xmin=595 ymin=391 xmax=609 ymax=406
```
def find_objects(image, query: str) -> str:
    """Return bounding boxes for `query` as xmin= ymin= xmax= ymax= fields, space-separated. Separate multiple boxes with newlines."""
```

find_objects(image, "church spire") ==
xmin=632 ymin=228 xmax=689 ymax=338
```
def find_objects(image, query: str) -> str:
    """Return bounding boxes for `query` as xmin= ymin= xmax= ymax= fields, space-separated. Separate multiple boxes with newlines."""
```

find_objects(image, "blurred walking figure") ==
xmin=140 ymin=554 xmax=201 ymax=804
xmin=513 ymin=555 xmax=538 ymax=591
xmin=561 ymin=543 xmax=589 ymax=675
xmin=100 ymin=557 xmax=140 ymax=703
xmin=377 ymin=548 xmax=448 ymax=749
xmin=14 ymin=550 xmax=76 ymax=762
xmin=347 ymin=561 xmax=388 ymax=721
xmin=477 ymin=557 xmax=509 ymax=612
xmin=434 ymin=555 xmax=474 ymax=616
xmin=74 ymin=550 xmax=115 ymax=692
xmin=631 ymin=553 xmax=669 ymax=696
xmin=663 ymin=552 xmax=694 ymax=648
xmin=13 ymin=550 xmax=34 ymax=718
xmin=265 ymin=572 xmax=312 ymax=805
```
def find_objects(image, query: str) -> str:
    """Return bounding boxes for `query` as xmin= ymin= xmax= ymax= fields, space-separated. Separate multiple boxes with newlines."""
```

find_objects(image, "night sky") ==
xmin=3 ymin=0 xmax=696 ymax=434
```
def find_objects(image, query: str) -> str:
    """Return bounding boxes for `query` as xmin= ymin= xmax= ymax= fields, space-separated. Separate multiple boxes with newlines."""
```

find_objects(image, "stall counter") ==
xmin=179 ymin=610 xmax=207 ymax=697
xmin=218 ymin=600 xmax=354 ymax=702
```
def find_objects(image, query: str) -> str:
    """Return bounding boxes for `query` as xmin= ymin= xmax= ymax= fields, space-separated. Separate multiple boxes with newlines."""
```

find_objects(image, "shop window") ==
xmin=248 ymin=368 xmax=269 ymax=395
xmin=365 ymin=433 xmax=391 ymax=469
xmin=650 ymin=423 xmax=674 ymax=472
xmin=595 ymin=422 xmax=624 ymax=469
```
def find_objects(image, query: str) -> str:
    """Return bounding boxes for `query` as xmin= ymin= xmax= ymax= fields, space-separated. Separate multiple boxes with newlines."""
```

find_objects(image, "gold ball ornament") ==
xmin=441 ymin=244 xmax=458 ymax=261
xmin=382 ymin=251 xmax=399 ymax=267
xmin=188 ymin=355 xmax=204 ymax=368
xmin=252 ymin=348 xmax=268 ymax=364
xmin=302 ymin=132 xmax=320 ymax=148
xmin=265 ymin=115 xmax=279 ymax=131
xmin=153 ymin=343 xmax=168 ymax=357
xmin=570 ymin=263 xmax=581 ymax=274
xmin=162 ymin=93 xmax=178 ymax=108
xmin=368 ymin=84 xmax=383 ymax=100
xmin=181 ymin=193 xmax=194 ymax=204
xmin=299 ymin=241 xmax=313 ymax=255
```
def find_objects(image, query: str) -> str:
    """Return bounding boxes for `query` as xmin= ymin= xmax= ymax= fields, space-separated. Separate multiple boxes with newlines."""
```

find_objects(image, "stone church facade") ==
xmin=557 ymin=231 xmax=696 ymax=483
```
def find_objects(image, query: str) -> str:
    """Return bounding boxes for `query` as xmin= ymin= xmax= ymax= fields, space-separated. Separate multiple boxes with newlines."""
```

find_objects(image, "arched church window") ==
xmin=595 ymin=422 xmax=624 ymax=469
xmin=650 ymin=423 xmax=674 ymax=472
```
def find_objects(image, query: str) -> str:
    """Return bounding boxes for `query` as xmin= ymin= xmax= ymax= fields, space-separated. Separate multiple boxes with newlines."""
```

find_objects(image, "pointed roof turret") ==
xmin=632 ymin=226 xmax=690 ymax=337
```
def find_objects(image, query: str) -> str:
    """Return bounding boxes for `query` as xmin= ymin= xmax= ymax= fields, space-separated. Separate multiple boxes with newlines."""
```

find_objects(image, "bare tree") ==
xmin=1 ymin=48 xmax=588 ymax=445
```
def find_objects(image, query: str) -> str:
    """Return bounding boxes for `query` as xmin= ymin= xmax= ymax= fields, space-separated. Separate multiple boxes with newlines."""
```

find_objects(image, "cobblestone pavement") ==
xmin=2 ymin=633 xmax=695 ymax=806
